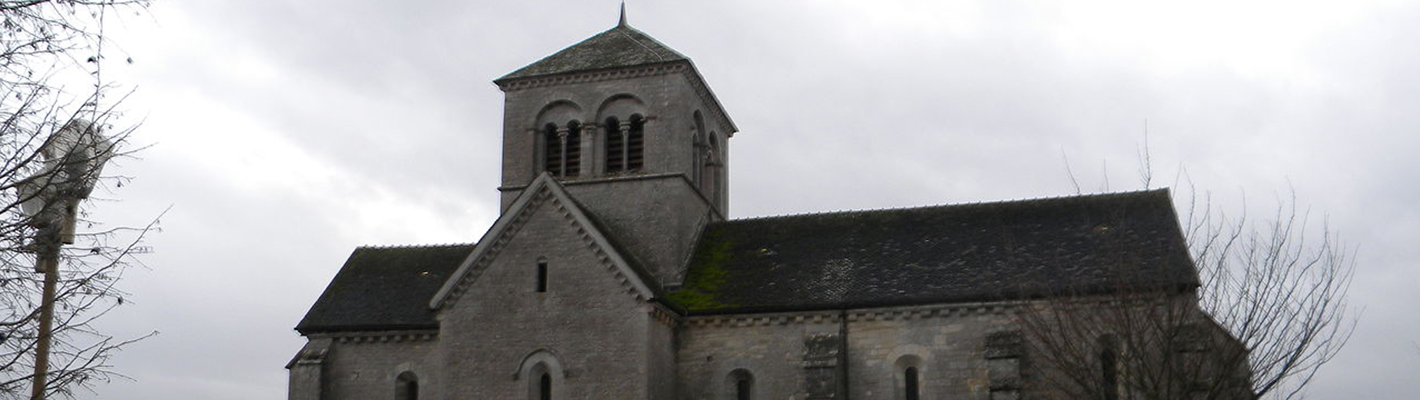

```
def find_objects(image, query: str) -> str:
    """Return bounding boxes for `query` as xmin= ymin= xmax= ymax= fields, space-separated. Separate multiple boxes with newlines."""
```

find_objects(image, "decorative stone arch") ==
xmin=598 ymin=94 xmax=649 ymax=174
xmin=596 ymin=93 xmax=648 ymax=119
xmin=533 ymin=100 xmax=584 ymax=128
xmin=514 ymin=349 xmax=568 ymax=400
xmin=534 ymin=101 xmax=586 ymax=178
xmin=889 ymin=346 xmax=930 ymax=400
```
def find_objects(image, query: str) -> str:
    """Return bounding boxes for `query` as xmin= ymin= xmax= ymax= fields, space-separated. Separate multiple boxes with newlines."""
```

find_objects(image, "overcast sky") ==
xmin=74 ymin=0 xmax=1419 ymax=398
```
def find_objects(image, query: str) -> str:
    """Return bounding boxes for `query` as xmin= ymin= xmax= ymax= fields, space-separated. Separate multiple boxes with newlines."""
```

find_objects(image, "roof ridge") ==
xmin=723 ymin=188 xmax=1170 ymax=224
xmin=614 ymin=27 xmax=668 ymax=62
xmin=356 ymin=242 xmax=476 ymax=250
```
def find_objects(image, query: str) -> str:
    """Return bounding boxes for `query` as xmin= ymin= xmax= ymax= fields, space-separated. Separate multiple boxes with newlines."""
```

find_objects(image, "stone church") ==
xmin=288 ymin=14 xmax=1218 ymax=400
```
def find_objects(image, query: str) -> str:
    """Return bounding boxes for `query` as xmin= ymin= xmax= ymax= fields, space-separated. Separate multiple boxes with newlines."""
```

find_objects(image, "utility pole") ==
xmin=20 ymin=120 xmax=112 ymax=400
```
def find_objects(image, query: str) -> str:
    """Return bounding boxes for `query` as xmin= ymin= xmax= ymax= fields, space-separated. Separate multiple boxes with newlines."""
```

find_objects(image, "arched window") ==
xmin=1101 ymin=336 xmax=1120 ymax=400
xmin=692 ymin=111 xmax=706 ymax=186
xmin=518 ymin=350 xmax=564 ymax=400
xmin=904 ymin=367 xmax=920 ymax=400
xmin=535 ymin=259 xmax=548 ymax=293
xmin=542 ymin=121 xmax=581 ymax=178
xmin=894 ymin=354 xmax=924 ymax=400
xmin=727 ymin=369 xmax=754 ymax=400
xmin=395 ymin=371 xmax=418 ymax=400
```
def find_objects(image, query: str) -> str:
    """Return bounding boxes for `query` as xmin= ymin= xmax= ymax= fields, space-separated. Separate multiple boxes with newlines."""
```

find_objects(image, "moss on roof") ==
xmin=667 ymin=190 xmax=1198 ymax=314
xmin=665 ymin=231 xmax=735 ymax=310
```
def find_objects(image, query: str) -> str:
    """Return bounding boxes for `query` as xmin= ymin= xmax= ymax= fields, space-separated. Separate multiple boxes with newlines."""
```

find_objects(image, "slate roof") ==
xmin=496 ymin=24 xmax=689 ymax=83
xmin=666 ymin=189 xmax=1198 ymax=314
xmin=296 ymin=244 xmax=475 ymax=334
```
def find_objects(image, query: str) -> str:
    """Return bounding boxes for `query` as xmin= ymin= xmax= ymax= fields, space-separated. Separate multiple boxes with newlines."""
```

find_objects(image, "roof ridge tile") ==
xmin=355 ymin=242 xmax=477 ymax=250
xmin=722 ymin=189 xmax=1169 ymax=224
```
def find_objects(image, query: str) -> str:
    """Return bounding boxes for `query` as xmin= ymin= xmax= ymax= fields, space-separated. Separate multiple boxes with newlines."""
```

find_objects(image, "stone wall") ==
xmin=676 ymin=304 xmax=1022 ymax=400
xmin=677 ymin=311 xmax=843 ymax=400
xmin=288 ymin=332 xmax=441 ymax=400
xmin=497 ymin=67 xmax=732 ymax=214
xmin=561 ymin=175 xmax=712 ymax=286
xmin=435 ymin=190 xmax=671 ymax=400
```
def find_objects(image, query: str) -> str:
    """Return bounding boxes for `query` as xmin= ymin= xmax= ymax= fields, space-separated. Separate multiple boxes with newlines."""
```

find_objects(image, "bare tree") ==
xmin=1021 ymin=152 xmax=1355 ymax=399
xmin=0 ymin=1 xmax=155 ymax=399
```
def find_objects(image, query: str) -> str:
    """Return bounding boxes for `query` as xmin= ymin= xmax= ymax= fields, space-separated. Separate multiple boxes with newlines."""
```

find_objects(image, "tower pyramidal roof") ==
xmin=495 ymin=8 xmax=689 ymax=83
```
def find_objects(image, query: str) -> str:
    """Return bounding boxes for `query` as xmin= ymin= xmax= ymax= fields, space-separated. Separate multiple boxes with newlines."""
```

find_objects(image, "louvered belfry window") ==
xmin=604 ymin=117 xmax=624 ymax=172
xmin=626 ymin=115 xmax=644 ymax=171
xmin=542 ymin=121 xmax=581 ymax=178
xmin=604 ymin=115 xmax=645 ymax=174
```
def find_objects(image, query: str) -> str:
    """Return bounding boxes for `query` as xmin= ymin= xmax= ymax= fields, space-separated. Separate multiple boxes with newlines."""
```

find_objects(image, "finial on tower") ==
xmin=618 ymin=2 xmax=627 ymax=27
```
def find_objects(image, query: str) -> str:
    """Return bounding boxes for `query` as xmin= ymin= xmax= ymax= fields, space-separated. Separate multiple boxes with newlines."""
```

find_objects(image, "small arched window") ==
xmin=535 ymin=259 xmax=548 ymax=293
xmin=1101 ymin=336 xmax=1120 ymax=400
xmin=727 ymin=369 xmax=753 ymax=400
xmin=904 ymin=367 xmax=920 ymax=400
xmin=542 ymin=121 xmax=581 ymax=178
xmin=519 ymin=351 xmax=563 ymax=400
xmin=395 ymin=371 xmax=418 ymax=400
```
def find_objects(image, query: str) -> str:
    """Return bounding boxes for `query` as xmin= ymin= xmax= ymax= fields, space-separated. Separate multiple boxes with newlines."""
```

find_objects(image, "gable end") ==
xmin=430 ymin=174 xmax=659 ymax=310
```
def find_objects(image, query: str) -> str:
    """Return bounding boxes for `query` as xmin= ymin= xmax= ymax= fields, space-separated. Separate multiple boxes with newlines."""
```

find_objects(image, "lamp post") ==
xmin=19 ymin=120 xmax=112 ymax=400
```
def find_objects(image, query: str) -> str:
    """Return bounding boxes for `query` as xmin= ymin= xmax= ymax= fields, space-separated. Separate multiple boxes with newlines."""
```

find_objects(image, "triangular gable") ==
xmin=429 ymin=173 xmax=656 ymax=310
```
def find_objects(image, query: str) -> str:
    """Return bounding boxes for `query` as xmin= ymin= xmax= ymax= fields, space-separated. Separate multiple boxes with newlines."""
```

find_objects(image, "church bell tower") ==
xmin=492 ymin=13 xmax=737 ymax=285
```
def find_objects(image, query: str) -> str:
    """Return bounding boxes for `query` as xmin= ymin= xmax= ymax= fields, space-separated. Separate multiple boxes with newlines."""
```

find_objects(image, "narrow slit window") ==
xmin=1102 ymin=338 xmax=1119 ymax=400
xmin=536 ymin=260 xmax=548 ymax=293
xmin=905 ymin=367 xmax=920 ymax=400
xmin=736 ymin=377 xmax=751 ymax=400
xmin=539 ymin=372 xmax=553 ymax=400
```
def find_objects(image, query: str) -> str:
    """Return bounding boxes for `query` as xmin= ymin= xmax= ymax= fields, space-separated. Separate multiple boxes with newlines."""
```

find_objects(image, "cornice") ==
xmin=311 ymin=330 xmax=439 ymax=344
xmin=495 ymin=62 xmax=687 ymax=92
xmin=495 ymin=61 xmax=737 ymax=137
xmin=684 ymin=301 xmax=1027 ymax=328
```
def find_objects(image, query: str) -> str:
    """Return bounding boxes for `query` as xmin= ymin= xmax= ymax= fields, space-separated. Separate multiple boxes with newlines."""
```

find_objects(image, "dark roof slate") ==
xmin=296 ymin=244 xmax=474 ymax=334
xmin=496 ymin=25 xmax=688 ymax=82
xmin=667 ymin=189 xmax=1198 ymax=314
